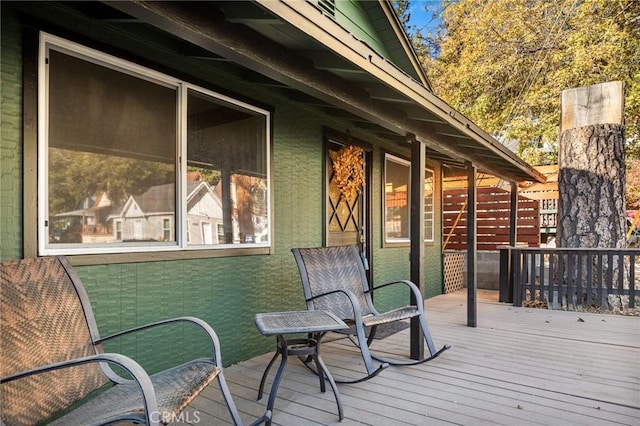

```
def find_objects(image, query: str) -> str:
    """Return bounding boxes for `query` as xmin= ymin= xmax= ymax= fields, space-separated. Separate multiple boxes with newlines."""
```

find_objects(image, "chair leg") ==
xmin=220 ymin=366 xmax=271 ymax=426
xmin=418 ymin=313 xmax=438 ymax=356
xmin=216 ymin=373 xmax=245 ymax=426
xmin=300 ymin=328 xmax=388 ymax=384
xmin=368 ymin=315 xmax=451 ymax=366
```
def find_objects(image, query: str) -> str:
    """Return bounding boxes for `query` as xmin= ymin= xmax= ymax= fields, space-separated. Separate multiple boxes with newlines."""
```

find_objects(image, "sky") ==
xmin=407 ymin=0 xmax=443 ymax=34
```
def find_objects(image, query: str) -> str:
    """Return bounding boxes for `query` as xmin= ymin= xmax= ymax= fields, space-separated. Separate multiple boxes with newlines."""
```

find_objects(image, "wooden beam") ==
xmin=252 ymin=0 xmax=544 ymax=183
xmin=102 ymin=0 xmax=544 ymax=184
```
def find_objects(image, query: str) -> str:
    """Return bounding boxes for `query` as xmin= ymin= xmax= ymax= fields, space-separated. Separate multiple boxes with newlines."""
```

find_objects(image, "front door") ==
xmin=324 ymin=131 xmax=372 ymax=264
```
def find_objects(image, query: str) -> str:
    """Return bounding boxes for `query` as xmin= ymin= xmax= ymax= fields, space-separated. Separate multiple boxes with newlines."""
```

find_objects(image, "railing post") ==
xmin=512 ymin=248 xmax=522 ymax=307
xmin=499 ymin=246 xmax=512 ymax=303
xmin=630 ymin=252 xmax=636 ymax=309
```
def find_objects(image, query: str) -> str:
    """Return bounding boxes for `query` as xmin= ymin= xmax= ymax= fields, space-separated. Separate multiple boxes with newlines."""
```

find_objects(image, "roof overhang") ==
xmin=101 ymin=0 xmax=545 ymax=184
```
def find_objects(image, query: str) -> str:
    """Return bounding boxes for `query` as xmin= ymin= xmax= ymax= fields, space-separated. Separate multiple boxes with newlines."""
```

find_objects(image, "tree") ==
xmin=415 ymin=0 xmax=639 ymax=166
xmin=49 ymin=149 xmax=175 ymax=214
xmin=627 ymin=158 xmax=640 ymax=210
xmin=558 ymin=124 xmax=626 ymax=248
xmin=391 ymin=0 xmax=432 ymax=64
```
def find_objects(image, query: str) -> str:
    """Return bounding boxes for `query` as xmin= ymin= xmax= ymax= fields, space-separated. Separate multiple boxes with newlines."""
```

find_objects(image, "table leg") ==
xmin=316 ymin=333 xmax=344 ymax=421
xmin=257 ymin=348 xmax=280 ymax=400
xmin=262 ymin=335 xmax=289 ymax=426
xmin=257 ymin=333 xmax=344 ymax=424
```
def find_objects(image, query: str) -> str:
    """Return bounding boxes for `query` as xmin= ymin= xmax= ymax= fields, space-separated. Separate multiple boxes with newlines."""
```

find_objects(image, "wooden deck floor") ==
xmin=181 ymin=290 xmax=640 ymax=425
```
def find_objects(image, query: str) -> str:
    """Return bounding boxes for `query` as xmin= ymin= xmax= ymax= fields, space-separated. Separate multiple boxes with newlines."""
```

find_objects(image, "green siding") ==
xmin=0 ymin=1 xmax=444 ymax=371
xmin=334 ymin=0 xmax=391 ymax=57
xmin=0 ymin=5 xmax=23 ymax=260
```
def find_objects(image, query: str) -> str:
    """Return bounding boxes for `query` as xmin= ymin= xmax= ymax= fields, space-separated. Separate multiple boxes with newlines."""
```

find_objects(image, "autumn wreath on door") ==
xmin=331 ymin=145 xmax=365 ymax=201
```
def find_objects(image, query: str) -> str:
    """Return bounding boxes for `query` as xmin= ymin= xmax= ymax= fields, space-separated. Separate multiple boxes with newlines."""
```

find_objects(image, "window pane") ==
xmin=385 ymin=155 xmax=410 ymax=242
xmin=47 ymin=49 xmax=177 ymax=247
xmin=424 ymin=169 xmax=434 ymax=242
xmin=186 ymin=90 xmax=268 ymax=245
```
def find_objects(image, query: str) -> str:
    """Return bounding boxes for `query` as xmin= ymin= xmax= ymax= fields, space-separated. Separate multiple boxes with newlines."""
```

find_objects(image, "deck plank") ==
xmin=178 ymin=290 xmax=640 ymax=425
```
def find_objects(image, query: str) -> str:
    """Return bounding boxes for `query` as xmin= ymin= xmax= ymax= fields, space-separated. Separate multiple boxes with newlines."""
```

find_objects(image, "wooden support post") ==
xmin=466 ymin=162 xmax=477 ymax=327
xmin=510 ymin=181 xmax=518 ymax=246
xmin=499 ymin=182 xmax=518 ymax=303
xmin=410 ymin=134 xmax=425 ymax=359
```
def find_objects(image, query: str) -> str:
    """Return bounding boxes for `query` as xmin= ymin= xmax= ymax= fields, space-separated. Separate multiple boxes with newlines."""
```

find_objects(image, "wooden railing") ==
xmin=499 ymin=246 xmax=640 ymax=310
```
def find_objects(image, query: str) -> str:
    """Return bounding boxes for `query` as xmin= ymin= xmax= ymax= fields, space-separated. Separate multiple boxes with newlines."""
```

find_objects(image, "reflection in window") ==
xmin=186 ymin=90 xmax=268 ymax=246
xmin=384 ymin=154 xmax=410 ymax=242
xmin=40 ymin=33 xmax=270 ymax=255
xmin=424 ymin=169 xmax=434 ymax=242
xmin=384 ymin=154 xmax=435 ymax=243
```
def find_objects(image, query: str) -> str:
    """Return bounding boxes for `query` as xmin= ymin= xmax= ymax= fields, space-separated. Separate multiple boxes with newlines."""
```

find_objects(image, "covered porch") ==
xmin=184 ymin=290 xmax=640 ymax=425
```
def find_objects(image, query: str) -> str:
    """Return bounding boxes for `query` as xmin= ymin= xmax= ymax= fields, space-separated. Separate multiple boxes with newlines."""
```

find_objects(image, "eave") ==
xmin=101 ymin=0 xmax=545 ymax=184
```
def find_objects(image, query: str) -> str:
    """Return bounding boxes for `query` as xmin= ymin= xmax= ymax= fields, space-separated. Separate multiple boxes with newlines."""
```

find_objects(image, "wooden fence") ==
xmin=443 ymin=187 xmax=539 ymax=251
xmin=500 ymin=247 xmax=640 ymax=311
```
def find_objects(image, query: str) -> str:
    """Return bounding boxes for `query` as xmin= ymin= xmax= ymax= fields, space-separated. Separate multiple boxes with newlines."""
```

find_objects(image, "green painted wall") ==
xmin=1 ymin=1 xmax=443 ymax=371
xmin=0 ymin=6 xmax=23 ymax=261
xmin=334 ymin=0 xmax=391 ymax=58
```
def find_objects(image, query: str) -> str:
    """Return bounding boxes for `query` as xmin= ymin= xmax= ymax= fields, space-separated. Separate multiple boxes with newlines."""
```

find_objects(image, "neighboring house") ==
xmin=1 ymin=1 xmax=544 ymax=369
xmin=51 ymin=192 xmax=116 ymax=244
xmin=57 ymin=180 xmax=241 ymax=245
xmin=114 ymin=183 xmax=180 ymax=243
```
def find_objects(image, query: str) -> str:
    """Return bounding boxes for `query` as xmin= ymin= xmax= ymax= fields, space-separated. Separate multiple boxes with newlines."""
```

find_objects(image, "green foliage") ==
xmin=415 ymin=0 xmax=639 ymax=166
xmin=627 ymin=158 xmax=640 ymax=210
xmin=187 ymin=166 xmax=221 ymax=187
xmin=49 ymin=148 xmax=175 ymax=214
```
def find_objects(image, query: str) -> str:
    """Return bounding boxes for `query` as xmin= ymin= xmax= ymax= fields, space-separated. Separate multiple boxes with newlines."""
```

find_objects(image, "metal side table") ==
xmin=254 ymin=310 xmax=348 ymax=425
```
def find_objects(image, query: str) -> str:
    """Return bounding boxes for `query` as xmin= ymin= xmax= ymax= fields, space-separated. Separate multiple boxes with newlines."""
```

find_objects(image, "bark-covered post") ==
xmin=557 ymin=81 xmax=626 ymax=308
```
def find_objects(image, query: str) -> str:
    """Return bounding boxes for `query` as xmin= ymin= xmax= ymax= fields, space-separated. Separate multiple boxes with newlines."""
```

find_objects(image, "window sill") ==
xmin=66 ymin=247 xmax=272 ymax=266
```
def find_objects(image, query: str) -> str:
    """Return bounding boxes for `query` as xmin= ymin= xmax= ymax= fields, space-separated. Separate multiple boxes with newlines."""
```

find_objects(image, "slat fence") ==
xmin=500 ymin=246 xmax=640 ymax=312
xmin=443 ymin=186 xmax=539 ymax=250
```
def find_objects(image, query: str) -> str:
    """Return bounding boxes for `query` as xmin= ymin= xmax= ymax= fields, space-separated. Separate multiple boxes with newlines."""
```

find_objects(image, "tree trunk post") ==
xmin=558 ymin=82 xmax=626 ymax=249
xmin=557 ymin=82 xmax=627 ymax=309
xmin=557 ymin=124 xmax=626 ymax=248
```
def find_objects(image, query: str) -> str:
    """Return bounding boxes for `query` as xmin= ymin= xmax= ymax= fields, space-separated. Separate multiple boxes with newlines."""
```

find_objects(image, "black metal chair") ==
xmin=0 ymin=256 xmax=270 ymax=426
xmin=292 ymin=245 xmax=450 ymax=383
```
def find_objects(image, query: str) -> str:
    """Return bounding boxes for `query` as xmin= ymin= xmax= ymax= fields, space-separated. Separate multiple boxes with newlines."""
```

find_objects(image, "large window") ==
xmin=39 ymin=33 xmax=271 ymax=255
xmin=383 ymin=153 xmax=434 ymax=244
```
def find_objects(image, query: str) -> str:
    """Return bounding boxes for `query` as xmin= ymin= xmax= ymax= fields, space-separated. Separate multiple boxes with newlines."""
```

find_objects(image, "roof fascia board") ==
xmin=255 ymin=0 xmax=543 ymax=183
xmin=99 ymin=2 xmax=478 ymax=163
xmin=378 ymin=0 xmax=433 ymax=91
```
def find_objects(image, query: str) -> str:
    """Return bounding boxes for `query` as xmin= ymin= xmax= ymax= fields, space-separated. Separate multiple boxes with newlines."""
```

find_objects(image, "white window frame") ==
xmin=38 ymin=32 xmax=271 ymax=256
xmin=114 ymin=220 xmax=123 ymax=241
xmin=383 ymin=153 xmax=435 ymax=244
xmin=162 ymin=217 xmax=172 ymax=242
xmin=424 ymin=168 xmax=435 ymax=243
xmin=384 ymin=154 xmax=411 ymax=244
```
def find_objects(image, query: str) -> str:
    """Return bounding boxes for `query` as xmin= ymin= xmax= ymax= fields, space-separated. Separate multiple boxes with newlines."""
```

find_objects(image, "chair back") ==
xmin=1 ymin=256 xmax=108 ymax=425
xmin=292 ymin=245 xmax=372 ymax=320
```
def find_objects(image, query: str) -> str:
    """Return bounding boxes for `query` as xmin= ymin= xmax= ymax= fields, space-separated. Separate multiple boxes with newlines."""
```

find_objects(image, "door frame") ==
xmin=323 ymin=128 xmax=373 ymax=280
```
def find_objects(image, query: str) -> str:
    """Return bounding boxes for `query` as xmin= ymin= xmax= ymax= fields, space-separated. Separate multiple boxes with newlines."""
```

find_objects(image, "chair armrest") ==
xmin=0 ymin=353 xmax=160 ymax=426
xmin=371 ymin=280 xmax=425 ymax=312
xmin=96 ymin=316 xmax=223 ymax=365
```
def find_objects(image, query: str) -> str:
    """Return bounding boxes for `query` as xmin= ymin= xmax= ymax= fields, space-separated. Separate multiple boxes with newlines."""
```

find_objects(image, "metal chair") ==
xmin=0 ymin=256 xmax=270 ymax=426
xmin=292 ymin=245 xmax=450 ymax=383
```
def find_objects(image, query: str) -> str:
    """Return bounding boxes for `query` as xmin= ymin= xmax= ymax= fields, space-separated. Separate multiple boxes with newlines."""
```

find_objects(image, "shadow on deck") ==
xmin=180 ymin=290 xmax=640 ymax=425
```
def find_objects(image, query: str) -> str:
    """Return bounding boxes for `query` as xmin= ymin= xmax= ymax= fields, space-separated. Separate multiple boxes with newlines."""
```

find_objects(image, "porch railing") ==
xmin=499 ymin=246 xmax=640 ymax=311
